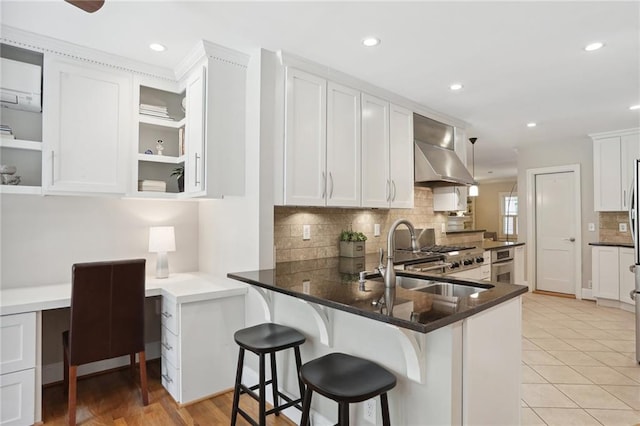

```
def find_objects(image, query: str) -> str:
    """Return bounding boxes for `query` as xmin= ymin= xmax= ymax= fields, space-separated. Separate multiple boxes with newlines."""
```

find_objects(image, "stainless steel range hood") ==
xmin=414 ymin=113 xmax=474 ymax=186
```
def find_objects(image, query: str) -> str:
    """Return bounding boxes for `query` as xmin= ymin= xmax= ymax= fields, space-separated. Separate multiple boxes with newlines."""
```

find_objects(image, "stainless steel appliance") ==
xmin=628 ymin=159 xmax=640 ymax=363
xmin=491 ymin=247 xmax=514 ymax=284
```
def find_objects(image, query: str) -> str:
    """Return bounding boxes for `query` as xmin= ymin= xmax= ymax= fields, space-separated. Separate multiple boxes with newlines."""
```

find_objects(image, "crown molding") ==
xmin=1 ymin=25 xmax=175 ymax=81
xmin=588 ymin=127 xmax=640 ymax=139
xmin=174 ymin=40 xmax=250 ymax=82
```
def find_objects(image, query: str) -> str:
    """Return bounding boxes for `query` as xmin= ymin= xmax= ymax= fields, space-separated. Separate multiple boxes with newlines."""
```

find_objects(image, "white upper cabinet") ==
xmin=326 ymin=82 xmax=361 ymax=207
xmin=361 ymin=94 xmax=391 ymax=208
xmin=592 ymin=129 xmax=640 ymax=211
xmin=433 ymin=186 xmax=467 ymax=211
xmin=184 ymin=65 xmax=206 ymax=195
xmin=389 ymin=104 xmax=414 ymax=208
xmin=43 ymin=57 xmax=131 ymax=194
xmin=284 ymin=68 xmax=327 ymax=206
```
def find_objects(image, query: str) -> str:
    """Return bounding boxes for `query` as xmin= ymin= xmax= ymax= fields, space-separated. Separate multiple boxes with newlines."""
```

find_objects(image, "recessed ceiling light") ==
xmin=362 ymin=37 xmax=381 ymax=47
xmin=584 ymin=42 xmax=604 ymax=52
xmin=527 ymin=122 xmax=537 ymax=128
xmin=450 ymin=83 xmax=463 ymax=91
xmin=149 ymin=43 xmax=166 ymax=52
xmin=630 ymin=104 xmax=640 ymax=110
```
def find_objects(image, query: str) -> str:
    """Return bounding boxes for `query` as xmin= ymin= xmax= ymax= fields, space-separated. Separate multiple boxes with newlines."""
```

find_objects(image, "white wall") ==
xmin=517 ymin=137 xmax=597 ymax=289
xmin=0 ymin=194 xmax=199 ymax=288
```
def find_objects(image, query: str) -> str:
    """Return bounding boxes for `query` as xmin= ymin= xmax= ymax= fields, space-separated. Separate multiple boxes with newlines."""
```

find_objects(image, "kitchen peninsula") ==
xmin=229 ymin=256 xmax=527 ymax=425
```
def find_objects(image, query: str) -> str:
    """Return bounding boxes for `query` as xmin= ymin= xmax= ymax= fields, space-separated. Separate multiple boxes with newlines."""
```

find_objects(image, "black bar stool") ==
xmin=299 ymin=352 xmax=397 ymax=426
xmin=230 ymin=323 xmax=306 ymax=426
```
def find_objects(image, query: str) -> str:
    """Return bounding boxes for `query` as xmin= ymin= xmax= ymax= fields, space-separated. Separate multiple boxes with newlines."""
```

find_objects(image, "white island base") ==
xmin=242 ymin=290 xmax=522 ymax=426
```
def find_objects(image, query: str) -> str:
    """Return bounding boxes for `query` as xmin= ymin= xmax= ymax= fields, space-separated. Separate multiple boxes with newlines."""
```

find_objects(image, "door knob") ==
xmin=630 ymin=264 xmax=636 ymax=273
xmin=563 ymin=237 xmax=576 ymax=242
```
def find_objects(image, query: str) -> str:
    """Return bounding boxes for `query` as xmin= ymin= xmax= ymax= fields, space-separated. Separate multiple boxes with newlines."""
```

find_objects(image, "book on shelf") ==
xmin=179 ymin=127 xmax=185 ymax=155
xmin=0 ymin=134 xmax=16 ymax=140
xmin=138 ymin=179 xmax=167 ymax=192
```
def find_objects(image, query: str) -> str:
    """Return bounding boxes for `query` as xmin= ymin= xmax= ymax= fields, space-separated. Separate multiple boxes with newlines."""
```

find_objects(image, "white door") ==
xmin=326 ymin=82 xmax=361 ymax=207
xmin=389 ymin=104 xmax=414 ymax=208
xmin=535 ymin=172 xmax=577 ymax=294
xmin=284 ymin=68 xmax=327 ymax=206
xmin=361 ymin=93 xmax=390 ymax=208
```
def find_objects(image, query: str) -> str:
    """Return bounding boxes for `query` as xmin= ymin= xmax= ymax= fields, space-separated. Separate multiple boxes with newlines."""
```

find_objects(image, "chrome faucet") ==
xmin=378 ymin=218 xmax=420 ymax=288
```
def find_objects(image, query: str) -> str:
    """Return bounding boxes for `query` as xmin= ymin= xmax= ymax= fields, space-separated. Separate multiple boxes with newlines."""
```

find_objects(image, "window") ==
xmin=499 ymin=192 xmax=518 ymax=239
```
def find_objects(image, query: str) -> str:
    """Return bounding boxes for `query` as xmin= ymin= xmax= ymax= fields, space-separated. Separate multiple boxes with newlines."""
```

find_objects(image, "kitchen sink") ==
xmin=371 ymin=275 xmax=492 ymax=298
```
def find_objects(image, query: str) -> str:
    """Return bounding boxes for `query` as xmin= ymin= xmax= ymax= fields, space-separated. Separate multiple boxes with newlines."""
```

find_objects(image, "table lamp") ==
xmin=149 ymin=226 xmax=176 ymax=278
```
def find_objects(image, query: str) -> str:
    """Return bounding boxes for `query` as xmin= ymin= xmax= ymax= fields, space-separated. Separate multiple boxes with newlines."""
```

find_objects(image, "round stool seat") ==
xmin=300 ymin=353 xmax=397 ymax=403
xmin=234 ymin=322 xmax=306 ymax=354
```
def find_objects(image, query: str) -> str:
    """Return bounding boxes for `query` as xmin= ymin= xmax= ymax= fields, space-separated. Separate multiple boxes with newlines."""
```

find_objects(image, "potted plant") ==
xmin=171 ymin=166 xmax=184 ymax=192
xmin=339 ymin=229 xmax=367 ymax=258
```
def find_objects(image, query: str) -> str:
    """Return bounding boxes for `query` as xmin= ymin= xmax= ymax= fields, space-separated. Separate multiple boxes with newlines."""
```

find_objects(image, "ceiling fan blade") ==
xmin=64 ymin=0 xmax=105 ymax=13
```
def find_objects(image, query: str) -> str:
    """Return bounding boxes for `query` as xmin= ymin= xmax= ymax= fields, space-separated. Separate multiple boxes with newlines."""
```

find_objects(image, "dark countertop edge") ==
xmin=227 ymin=271 xmax=528 ymax=334
xmin=444 ymin=229 xmax=486 ymax=235
xmin=481 ymin=241 xmax=526 ymax=250
xmin=589 ymin=242 xmax=634 ymax=248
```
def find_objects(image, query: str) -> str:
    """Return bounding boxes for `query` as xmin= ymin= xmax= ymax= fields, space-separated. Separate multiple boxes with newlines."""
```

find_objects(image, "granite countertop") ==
xmin=482 ymin=241 xmax=526 ymax=250
xmin=228 ymin=256 xmax=528 ymax=334
xmin=589 ymin=242 xmax=634 ymax=248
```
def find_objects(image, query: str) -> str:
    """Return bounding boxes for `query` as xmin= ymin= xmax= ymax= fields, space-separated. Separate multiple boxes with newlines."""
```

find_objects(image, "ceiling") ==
xmin=2 ymin=1 xmax=639 ymax=181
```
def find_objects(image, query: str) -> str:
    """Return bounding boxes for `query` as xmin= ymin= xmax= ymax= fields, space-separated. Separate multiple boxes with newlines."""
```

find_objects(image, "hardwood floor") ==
xmin=43 ymin=361 xmax=296 ymax=425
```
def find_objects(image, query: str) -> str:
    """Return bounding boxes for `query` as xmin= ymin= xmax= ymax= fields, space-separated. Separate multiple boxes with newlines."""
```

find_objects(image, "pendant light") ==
xmin=468 ymin=137 xmax=479 ymax=197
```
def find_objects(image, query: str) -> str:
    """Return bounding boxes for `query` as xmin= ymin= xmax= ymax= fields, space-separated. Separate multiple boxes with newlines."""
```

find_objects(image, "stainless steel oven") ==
xmin=491 ymin=247 xmax=514 ymax=284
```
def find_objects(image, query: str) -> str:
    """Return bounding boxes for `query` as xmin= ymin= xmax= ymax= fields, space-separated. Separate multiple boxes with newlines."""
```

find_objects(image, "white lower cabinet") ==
xmin=160 ymin=294 xmax=245 ymax=404
xmin=0 ymin=312 xmax=36 ymax=426
xmin=619 ymin=248 xmax=635 ymax=305
xmin=592 ymin=245 xmax=636 ymax=309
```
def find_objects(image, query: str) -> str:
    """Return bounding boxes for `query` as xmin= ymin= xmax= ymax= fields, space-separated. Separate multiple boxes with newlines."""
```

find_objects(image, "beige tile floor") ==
xmin=522 ymin=293 xmax=640 ymax=425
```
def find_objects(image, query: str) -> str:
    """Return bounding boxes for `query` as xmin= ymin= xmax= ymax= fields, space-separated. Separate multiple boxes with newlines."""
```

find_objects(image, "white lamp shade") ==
xmin=469 ymin=184 xmax=479 ymax=197
xmin=148 ymin=226 xmax=176 ymax=253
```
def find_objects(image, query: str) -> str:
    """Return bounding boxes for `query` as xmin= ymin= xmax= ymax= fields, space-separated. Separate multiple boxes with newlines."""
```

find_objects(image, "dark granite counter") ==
xmin=228 ymin=257 xmax=528 ymax=334
xmin=482 ymin=241 xmax=525 ymax=250
xmin=589 ymin=242 xmax=634 ymax=248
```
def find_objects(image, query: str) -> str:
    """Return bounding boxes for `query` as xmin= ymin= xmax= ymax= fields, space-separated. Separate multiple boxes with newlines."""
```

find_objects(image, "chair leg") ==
xmin=380 ymin=393 xmax=391 ymax=426
xmin=270 ymin=352 xmax=279 ymax=415
xmin=294 ymin=346 xmax=305 ymax=403
xmin=339 ymin=402 xmax=350 ymax=425
xmin=138 ymin=351 xmax=149 ymax=406
xmin=68 ymin=365 xmax=77 ymax=426
xmin=300 ymin=387 xmax=313 ymax=426
xmin=259 ymin=353 xmax=266 ymax=426
xmin=230 ymin=348 xmax=245 ymax=426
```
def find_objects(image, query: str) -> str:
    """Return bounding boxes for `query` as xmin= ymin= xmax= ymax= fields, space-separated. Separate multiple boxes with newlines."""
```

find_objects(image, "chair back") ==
xmin=68 ymin=259 xmax=146 ymax=366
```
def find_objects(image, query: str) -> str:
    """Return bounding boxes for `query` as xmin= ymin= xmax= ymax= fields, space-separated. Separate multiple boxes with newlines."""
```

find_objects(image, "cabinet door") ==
xmin=389 ymin=104 xmax=414 ymax=208
xmin=433 ymin=186 xmax=465 ymax=211
xmin=621 ymin=133 xmax=640 ymax=210
xmin=619 ymin=247 xmax=635 ymax=304
xmin=0 ymin=313 xmax=36 ymax=375
xmin=593 ymin=137 xmax=621 ymax=211
xmin=592 ymin=246 xmax=620 ymax=300
xmin=326 ymin=82 xmax=360 ymax=207
xmin=0 ymin=369 xmax=35 ymax=426
xmin=185 ymin=66 xmax=206 ymax=195
xmin=43 ymin=57 xmax=131 ymax=194
xmin=361 ymin=94 xmax=390 ymax=208
xmin=456 ymin=186 xmax=468 ymax=211
xmin=284 ymin=68 xmax=327 ymax=206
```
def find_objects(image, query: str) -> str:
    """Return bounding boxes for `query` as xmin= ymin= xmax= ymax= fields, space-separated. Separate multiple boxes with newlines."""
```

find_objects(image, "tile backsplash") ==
xmin=274 ymin=187 xmax=483 ymax=262
xmin=599 ymin=212 xmax=633 ymax=244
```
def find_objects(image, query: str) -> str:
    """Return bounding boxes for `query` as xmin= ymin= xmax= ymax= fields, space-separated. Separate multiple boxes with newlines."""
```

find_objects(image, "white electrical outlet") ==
xmin=303 ymin=280 xmax=311 ymax=294
xmin=588 ymin=223 xmax=595 ymax=232
xmin=374 ymin=224 xmax=381 ymax=237
xmin=619 ymin=223 xmax=628 ymax=232
xmin=364 ymin=399 xmax=376 ymax=423
xmin=303 ymin=224 xmax=311 ymax=240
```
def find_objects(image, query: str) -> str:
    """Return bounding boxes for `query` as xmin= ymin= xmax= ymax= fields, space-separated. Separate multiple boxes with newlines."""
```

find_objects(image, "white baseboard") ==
xmin=581 ymin=288 xmax=595 ymax=301
xmin=242 ymin=367 xmax=333 ymax=426
xmin=43 ymin=341 xmax=160 ymax=385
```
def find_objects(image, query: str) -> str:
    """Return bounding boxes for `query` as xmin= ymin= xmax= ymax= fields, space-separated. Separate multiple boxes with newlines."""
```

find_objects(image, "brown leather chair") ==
xmin=62 ymin=259 xmax=149 ymax=425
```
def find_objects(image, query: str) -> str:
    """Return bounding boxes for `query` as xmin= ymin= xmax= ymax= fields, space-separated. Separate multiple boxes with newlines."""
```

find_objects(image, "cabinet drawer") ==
xmin=0 ymin=313 xmax=36 ymax=375
xmin=160 ymin=298 xmax=179 ymax=335
xmin=0 ymin=368 xmax=35 ymax=426
xmin=161 ymin=356 xmax=180 ymax=402
xmin=161 ymin=327 xmax=180 ymax=367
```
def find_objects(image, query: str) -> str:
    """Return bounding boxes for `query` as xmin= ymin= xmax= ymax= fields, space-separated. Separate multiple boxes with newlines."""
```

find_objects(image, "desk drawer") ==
xmin=0 ymin=312 xmax=36 ymax=375
xmin=0 ymin=368 xmax=35 ymax=426
xmin=161 ymin=326 xmax=180 ymax=367
xmin=161 ymin=356 xmax=180 ymax=402
xmin=160 ymin=299 xmax=179 ymax=335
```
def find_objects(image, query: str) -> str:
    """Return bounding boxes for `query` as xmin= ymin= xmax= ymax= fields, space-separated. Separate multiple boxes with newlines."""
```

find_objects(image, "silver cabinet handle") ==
xmin=386 ymin=180 xmax=391 ymax=202
xmin=162 ymin=373 xmax=173 ymax=384
xmin=630 ymin=290 xmax=637 ymax=301
xmin=329 ymin=172 xmax=334 ymax=199
xmin=322 ymin=172 xmax=326 ymax=198
xmin=161 ymin=341 xmax=173 ymax=351
xmin=194 ymin=153 xmax=201 ymax=185
xmin=624 ymin=189 xmax=627 ymax=208
xmin=161 ymin=311 xmax=172 ymax=319
xmin=392 ymin=180 xmax=397 ymax=201
xmin=51 ymin=150 xmax=55 ymax=184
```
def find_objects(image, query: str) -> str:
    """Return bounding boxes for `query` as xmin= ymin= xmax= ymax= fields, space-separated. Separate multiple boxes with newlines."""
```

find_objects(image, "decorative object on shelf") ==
xmin=0 ymin=164 xmax=20 ymax=185
xmin=181 ymin=97 xmax=186 ymax=113
xmin=148 ymin=226 xmax=176 ymax=279
xmin=0 ymin=124 xmax=14 ymax=139
xmin=144 ymin=149 xmax=153 ymax=155
xmin=170 ymin=166 xmax=184 ymax=192
xmin=468 ymin=137 xmax=479 ymax=197
xmin=339 ymin=228 xmax=367 ymax=258
xmin=155 ymin=139 xmax=164 ymax=155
